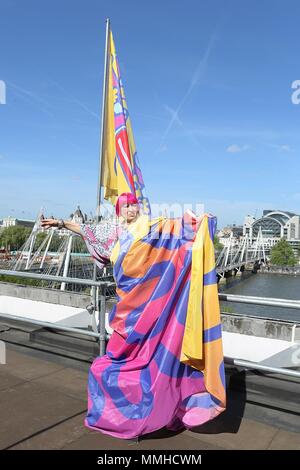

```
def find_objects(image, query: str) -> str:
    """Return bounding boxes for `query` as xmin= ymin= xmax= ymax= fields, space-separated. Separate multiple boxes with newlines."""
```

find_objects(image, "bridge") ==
xmin=3 ymin=218 xmax=269 ymax=286
xmin=216 ymin=226 xmax=266 ymax=280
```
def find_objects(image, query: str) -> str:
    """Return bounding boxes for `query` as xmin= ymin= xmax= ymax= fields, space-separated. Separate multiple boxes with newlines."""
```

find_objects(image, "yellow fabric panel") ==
xmin=203 ymin=284 xmax=221 ymax=329
xmin=180 ymin=216 xmax=206 ymax=365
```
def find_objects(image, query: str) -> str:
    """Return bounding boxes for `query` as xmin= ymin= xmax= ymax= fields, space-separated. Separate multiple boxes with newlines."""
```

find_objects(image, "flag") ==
xmin=101 ymin=29 xmax=151 ymax=214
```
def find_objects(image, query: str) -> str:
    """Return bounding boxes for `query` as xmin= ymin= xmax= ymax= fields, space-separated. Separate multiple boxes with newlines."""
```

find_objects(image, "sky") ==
xmin=1 ymin=0 xmax=300 ymax=228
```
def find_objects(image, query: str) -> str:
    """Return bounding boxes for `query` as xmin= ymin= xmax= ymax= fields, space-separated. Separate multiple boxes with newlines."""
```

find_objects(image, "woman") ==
xmin=41 ymin=192 xmax=140 ymax=269
xmin=41 ymin=193 xmax=226 ymax=439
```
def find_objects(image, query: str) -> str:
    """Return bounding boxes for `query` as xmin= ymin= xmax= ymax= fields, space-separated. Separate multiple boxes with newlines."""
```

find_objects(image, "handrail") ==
xmin=1 ymin=269 xmax=300 ymax=379
xmin=0 ymin=268 xmax=110 ymax=354
xmin=225 ymin=357 xmax=300 ymax=379
xmin=0 ymin=269 xmax=114 ymax=288
xmin=0 ymin=312 xmax=100 ymax=338
xmin=219 ymin=293 xmax=300 ymax=310
xmin=1 ymin=269 xmax=300 ymax=310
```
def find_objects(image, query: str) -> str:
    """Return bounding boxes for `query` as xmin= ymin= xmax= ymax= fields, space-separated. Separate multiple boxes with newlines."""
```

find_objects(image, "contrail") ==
xmin=160 ymin=33 xmax=218 ymax=146
xmin=7 ymin=81 xmax=55 ymax=116
xmin=48 ymin=79 xmax=100 ymax=120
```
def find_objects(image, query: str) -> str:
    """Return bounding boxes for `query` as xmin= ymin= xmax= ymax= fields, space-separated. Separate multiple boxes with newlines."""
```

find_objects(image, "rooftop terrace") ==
xmin=1 ymin=340 xmax=299 ymax=450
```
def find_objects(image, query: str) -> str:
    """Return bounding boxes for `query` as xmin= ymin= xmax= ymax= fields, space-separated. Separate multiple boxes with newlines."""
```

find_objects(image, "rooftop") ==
xmin=1 ymin=341 xmax=300 ymax=450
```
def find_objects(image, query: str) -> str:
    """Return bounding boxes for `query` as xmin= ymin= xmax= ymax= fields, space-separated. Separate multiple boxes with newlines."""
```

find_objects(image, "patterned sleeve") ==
xmin=79 ymin=220 xmax=119 ymax=270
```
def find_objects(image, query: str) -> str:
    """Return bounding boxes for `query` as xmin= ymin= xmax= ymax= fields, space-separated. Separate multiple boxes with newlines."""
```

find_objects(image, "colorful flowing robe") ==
xmin=81 ymin=213 xmax=226 ymax=439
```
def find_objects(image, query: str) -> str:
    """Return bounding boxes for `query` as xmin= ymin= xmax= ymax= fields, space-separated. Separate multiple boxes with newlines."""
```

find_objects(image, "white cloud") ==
xmin=278 ymin=144 xmax=292 ymax=152
xmin=267 ymin=143 xmax=293 ymax=152
xmin=0 ymin=80 xmax=6 ymax=104
xmin=226 ymin=144 xmax=250 ymax=153
xmin=158 ymin=144 xmax=168 ymax=153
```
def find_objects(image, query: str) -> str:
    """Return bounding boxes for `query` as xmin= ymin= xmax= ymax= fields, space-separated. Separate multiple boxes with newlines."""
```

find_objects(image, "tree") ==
xmin=0 ymin=226 xmax=31 ymax=251
xmin=49 ymin=233 xmax=63 ymax=251
xmin=33 ymin=232 xmax=48 ymax=250
xmin=270 ymin=239 xmax=296 ymax=266
xmin=214 ymin=235 xmax=223 ymax=252
xmin=76 ymin=236 xmax=88 ymax=253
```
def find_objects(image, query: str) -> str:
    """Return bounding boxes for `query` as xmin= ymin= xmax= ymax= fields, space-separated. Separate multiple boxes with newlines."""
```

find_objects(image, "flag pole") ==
xmin=96 ymin=17 xmax=110 ymax=224
xmin=92 ymin=18 xmax=110 ymax=316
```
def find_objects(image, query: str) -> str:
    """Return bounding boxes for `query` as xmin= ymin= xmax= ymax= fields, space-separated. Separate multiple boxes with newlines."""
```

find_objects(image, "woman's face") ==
xmin=120 ymin=203 xmax=140 ymax=224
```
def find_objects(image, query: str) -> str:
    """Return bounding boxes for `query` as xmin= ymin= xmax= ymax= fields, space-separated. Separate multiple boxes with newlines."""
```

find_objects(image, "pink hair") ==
xmin=115 ymin=192 xmax=139 ymax=216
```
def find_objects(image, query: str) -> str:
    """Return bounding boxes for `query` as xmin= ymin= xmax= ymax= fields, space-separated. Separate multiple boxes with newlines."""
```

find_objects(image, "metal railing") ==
xmin=0 ymin=269 xmax=114 ymax=355
xmin=225 ymin=358 xmax=300 ymax=378
xmin=219 ymin=293 xmax=300 ymax=310
xmin=0 ymin=269 xmax=300 ymax=378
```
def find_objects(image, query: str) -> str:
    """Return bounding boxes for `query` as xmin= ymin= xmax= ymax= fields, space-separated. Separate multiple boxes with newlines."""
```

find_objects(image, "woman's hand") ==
xmin=40 ymin=217 xmax=81 ymax=235
xmin=40 ymin=218 xmax=59 ymax=230
xmin=186 ymin=209 xmax=204 ymax=223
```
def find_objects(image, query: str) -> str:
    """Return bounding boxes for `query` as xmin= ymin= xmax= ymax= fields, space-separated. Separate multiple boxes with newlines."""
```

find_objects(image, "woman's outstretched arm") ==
xmin=40 ymin=218 xmax=82 ymax=235
xmin=41 ymin=217 xmax=118 ymax=269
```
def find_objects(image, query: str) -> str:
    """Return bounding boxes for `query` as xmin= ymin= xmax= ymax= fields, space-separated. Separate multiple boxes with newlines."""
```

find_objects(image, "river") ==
xmin=219 ymin=272 xmax=300 ymax=322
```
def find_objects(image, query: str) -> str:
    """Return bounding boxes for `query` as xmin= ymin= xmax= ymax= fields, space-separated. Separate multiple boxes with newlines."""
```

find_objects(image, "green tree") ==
xmin=50 ymin=233 xmax=63 ymax=251
xmin=77 ymin=237 xmax=89 ymax=253
xmin=270 ymin=239 xmax=296 ymax=266
xmin=33 ymin=232 xmax=48 ymax=250
xmin=0 ymin=226 xmax=31 ymax=251
xmin=0 ymin=274 xmax=41 ymax=287
xmin=214 ymin=235 xmax=223 ymax=251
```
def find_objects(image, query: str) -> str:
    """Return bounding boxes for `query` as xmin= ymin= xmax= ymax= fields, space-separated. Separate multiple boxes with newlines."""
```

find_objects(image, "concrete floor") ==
xmin=1 ymin=347 xmax=300 ymax=451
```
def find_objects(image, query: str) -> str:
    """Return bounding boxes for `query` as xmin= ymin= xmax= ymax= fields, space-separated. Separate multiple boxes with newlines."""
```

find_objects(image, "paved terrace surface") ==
xmin=1 ymin=345 xmax=300 ymax=451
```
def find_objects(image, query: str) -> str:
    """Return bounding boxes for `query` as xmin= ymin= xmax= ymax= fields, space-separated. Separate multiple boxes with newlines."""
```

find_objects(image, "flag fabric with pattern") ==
xmin=83 ymin=213 xmax=226 ymax=439
xmin=102 ymin=30 xmax=150 ymax=214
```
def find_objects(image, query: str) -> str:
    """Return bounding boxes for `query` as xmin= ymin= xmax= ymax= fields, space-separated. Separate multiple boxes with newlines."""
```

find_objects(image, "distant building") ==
xmin=243 ymin=210 xmax=300 ymax=254
xmin=56 ymin=205 xmax=90 ymax=236
xmin=0 ymin=217 xmax=35 ymax=229
xmin=217 ymin=224 xmax=243 ymax=247
xmin=72 ymin=206 xmax=87 ymax=224
xmin=244 ymin=210 xmax=300 ymax=239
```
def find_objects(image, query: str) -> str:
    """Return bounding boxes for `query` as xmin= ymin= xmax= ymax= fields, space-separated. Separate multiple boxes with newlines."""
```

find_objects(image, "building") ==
xmin=0 ymin=217 xmax=35 ymax=229
xmin=243 ymin=210 xmax=300 ymax=254
xmin=217 ymin=224 xmax=243 ymax=247
xmin=69 ymin=206 xmax=88 ymax=224
xmin=55 ymin=206 xmax=89 ymax=237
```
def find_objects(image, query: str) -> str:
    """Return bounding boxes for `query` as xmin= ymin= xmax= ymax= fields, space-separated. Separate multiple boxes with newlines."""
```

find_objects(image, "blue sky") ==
xmin=1 ymin=0 xmax=300 ymax=227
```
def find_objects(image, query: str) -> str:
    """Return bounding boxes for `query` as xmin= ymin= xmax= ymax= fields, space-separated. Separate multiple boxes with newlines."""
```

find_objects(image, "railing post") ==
xmin=98 ymin=283 xmax=107 ymax=356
